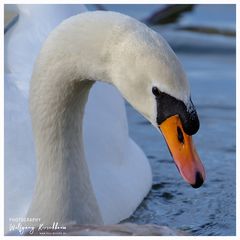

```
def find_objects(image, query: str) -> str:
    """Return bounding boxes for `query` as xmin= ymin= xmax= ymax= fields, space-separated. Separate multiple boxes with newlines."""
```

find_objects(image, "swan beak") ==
xmin=159 ymin=115 xmax=205 ymax=188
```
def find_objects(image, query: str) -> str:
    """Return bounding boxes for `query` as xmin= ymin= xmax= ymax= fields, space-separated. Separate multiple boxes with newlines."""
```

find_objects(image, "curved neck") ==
xmin=27 ymin=13 xmax=123 ymax=226
xmin=27 ymin=11 xmax=146 ymax=226
xmin=28 ymin=78 xmax=103 ymax=225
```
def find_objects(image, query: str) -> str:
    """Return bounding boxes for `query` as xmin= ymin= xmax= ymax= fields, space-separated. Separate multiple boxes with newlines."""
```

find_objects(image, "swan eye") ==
xmin=152 ymin=87 xmax=160 ymax=96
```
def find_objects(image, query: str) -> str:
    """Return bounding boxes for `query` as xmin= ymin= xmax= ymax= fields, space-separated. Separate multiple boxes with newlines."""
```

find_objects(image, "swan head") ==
xmin=110 ymin=21 xmax=205 ymax=188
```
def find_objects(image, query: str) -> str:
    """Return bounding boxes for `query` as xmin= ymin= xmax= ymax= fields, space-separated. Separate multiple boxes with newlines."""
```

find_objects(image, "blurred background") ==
xmin=4 ymin=4 xmax=236 ymax=236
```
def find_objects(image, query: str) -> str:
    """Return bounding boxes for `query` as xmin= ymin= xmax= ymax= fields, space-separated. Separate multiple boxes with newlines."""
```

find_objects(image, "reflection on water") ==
xmin=97 ymin=4 xmax=236 ymax=236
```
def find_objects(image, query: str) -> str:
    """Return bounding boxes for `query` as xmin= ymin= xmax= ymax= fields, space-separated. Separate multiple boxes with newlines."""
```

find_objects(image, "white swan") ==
xmin=5 ymin=5 xmax=151 ymax=232
xmin=5 ymin=6 xmax=205 ymax=232
xmin=27 ymin=10 xmax=205 ymax=226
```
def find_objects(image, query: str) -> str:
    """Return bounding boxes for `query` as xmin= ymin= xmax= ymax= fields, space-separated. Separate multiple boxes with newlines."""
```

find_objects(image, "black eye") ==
xmin=152 ymin=87 xmax=160 ymax=96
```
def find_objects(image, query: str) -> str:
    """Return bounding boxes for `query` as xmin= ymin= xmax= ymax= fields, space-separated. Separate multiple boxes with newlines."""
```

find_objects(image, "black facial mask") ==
xmin=152 ymin=87 xmax=199 ymax=136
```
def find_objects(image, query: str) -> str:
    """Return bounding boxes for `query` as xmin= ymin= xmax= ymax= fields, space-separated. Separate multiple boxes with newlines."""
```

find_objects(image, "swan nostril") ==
xmin=191 ymin=171 xmax=204 ymax=188
xmin=177 ymin=126 xmax=184 ymax=144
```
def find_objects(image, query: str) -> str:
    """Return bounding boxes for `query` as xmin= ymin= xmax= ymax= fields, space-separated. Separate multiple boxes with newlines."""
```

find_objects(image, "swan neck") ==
xmin=28 ymin=78 xmax=103 ymax=225
xmin=28 ymin=12 xmax=135 ymax=225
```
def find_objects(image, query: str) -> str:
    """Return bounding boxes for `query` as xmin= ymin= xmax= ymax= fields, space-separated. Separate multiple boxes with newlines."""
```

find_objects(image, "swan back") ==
xmin=5 ymin=4 xmax=87 ymax=95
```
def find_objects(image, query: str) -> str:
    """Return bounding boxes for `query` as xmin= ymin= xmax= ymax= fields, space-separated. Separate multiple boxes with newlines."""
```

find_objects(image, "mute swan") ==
xmin=5 ymin=6 xmax=205 ymax=233
xmin=27 ymin=10 xmax=205 ymax=226
xmin=5 ymin=5 xmax=151 ymax=232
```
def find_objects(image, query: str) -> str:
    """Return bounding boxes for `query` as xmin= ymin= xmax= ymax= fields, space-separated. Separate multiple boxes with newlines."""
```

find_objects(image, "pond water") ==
xmin=88 ymin=4 xmax=236 ymax=236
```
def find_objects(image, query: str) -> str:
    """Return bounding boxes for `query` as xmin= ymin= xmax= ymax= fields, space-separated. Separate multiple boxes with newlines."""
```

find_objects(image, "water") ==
xmin=88 ymin=4 xmax=236 ymax=236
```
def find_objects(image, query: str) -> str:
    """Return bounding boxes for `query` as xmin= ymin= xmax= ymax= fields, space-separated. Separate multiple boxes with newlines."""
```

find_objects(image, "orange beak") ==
xmin=159 ymin=114 xmax=205 ymax=188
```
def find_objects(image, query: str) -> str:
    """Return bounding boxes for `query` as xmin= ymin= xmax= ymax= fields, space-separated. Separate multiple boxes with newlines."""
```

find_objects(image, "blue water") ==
xmin=88 ymin=4 xmax=236 ymax=236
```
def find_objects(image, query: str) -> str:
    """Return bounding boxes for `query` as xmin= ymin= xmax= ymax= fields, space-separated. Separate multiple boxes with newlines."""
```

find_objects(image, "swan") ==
xmin=5 ymin=6 xmax=205 ymax=233
xmin=27 ymin=10 xmax=205 ymax=226
xmin=5 ymin=5 xmax=151 ymax=232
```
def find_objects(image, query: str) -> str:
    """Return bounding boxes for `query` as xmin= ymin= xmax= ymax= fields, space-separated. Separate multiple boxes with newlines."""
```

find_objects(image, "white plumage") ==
xmin=5 ymin=5 xmax=152 ymax=232
xmin=5 ymin=5 xmax=190 ymax=233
